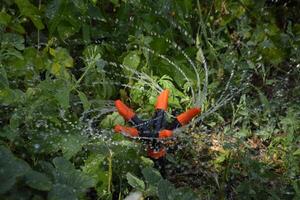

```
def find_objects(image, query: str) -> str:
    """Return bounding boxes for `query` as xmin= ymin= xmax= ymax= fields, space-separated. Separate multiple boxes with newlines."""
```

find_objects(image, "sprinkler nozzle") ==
xmin=176 ymin=107 xmax=201 ymax=125
xmin=155 ymin=89 xmax=169 ymax=111
xmin=115 ymin=100 xmax=135 ymax=121
xmin=158 ymin=129 xmax=173 ymax=138
xmin=114 ymin=125 xmax=139 ymax=137
xmin=147 ymin=148 xmax=166 ymax=159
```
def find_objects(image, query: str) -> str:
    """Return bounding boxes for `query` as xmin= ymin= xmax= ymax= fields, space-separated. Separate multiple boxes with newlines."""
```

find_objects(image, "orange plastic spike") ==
xmin=155 ymin=89 xmax=169 ymax=111
xmin=158 ymin=129 xmax=173 ymax=138
xmin=115 ymin=100 xmax=135 ymax=121
xmin=147 ymin=148 xmax=166 ymax=159
xmin=176 ymin=107 xmax=201 ymax=125
xmin=114 ymin=125 xmax=139 ymax=137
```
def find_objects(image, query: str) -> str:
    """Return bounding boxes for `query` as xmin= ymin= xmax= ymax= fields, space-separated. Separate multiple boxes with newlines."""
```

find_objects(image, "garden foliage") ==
xmin=0 ymin=0 xmax=300 ymax=199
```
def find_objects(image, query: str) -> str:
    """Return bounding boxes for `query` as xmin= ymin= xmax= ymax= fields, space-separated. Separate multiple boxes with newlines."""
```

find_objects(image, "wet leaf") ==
xmin=123 ymin=51 xmax=140 ymax=69
xmin=157 ymin=179 xmax=175 ymax=200
xmin=126 ymin=172 xmax=145 ymax=191
xmin=78 ymin=91 xmax=91 ymax=112
xmin=100 ymin=112 xmax=125 ymax=128
xmin=14 ymin=0 xmax=44 ymax=30
xmin=51 ymin=157 xmax=96 ymax=195
xmin=0 ymin=11 xmax=11 ymax=25
xmin=48 ymin=184 xmax=77 ymax=200
xmin=142 ymin=167 xmax=162 ymax=186
xmin=60 ymin=134 xmax=88 ymax=159
xmin=0 ymin=145 xmax=30 ymax=194
xmin=25 ymin=170 xmax=52 ymax=191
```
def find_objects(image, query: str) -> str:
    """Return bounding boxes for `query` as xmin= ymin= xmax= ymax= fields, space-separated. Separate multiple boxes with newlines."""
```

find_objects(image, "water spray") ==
xmin=113 ymin=89 xmax=201 ymax=173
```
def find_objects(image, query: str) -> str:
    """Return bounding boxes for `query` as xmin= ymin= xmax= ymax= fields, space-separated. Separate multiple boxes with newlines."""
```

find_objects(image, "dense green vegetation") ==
xmin=1 ymin=0 xmax=300 ymax=199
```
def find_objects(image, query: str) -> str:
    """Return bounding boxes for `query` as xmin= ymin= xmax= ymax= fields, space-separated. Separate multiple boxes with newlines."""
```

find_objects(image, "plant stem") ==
xmin=37 ymin=0 xmax=41 ymax=50
xmin=108 ymin=150 xmax=113 ymax=195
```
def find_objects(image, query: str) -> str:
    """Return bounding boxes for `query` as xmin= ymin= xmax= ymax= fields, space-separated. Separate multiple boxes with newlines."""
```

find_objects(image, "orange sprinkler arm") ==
xmin=115 ymin=100 xmax=135 ymax=121
xmin=147 ymin=148 xmax=166 ymax=159
xmin=158 ymin=129 xmax=173 ymax=138
xmin=176 ymin=107 xmax=201 ymax=125
xmin=155 ymin=89 xmax=169 ymax=111
xmin=114 ymin=125 xmax=139 ymax=137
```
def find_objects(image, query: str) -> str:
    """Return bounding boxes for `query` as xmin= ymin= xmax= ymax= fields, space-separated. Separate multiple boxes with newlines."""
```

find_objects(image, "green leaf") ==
xmin=57 ymin=21 xmax=78 ymax=40
xmin=126 ymin=172 xmax=145 ymax=191
xmin=51 ymin=157 xmax=96 ymax=194
xmin=100 ymin=112 xmax=124 ymax=128
xmin=157 ymin=179 xmax=176 ymax=200
xmin=78 ymin=91 xmax=91 ymax=112
xmin=0 ymin=67 xmax=9 ymax=88
xmin=293 ymin=149 xmax=300 ymax=156
xmin=142 ymin=167 xmax=162 ymax=186
xmin=140 ymin=156 xmax=154 ymax=167
xmin=82 ymin=154 xmax=108 ymax=195
xmin=25 ymin=170 xmax=52 ymax=191
xmin=50 ymin=47 xmax=74 ymax=68
xmin=60 ymin=134 xmax=88 ymax=159
xmin=176 ymin=187 xmax=199 ymax=200
xmin=82 ymin=154 xmax=105 ymax=179
xmin=0 ymin=145 xmax=31 ymax=194
xmin=73 ymin=0 xmax=87 ymax=12
xmin=123 ymin=51 xmax=140 ymax=69
xmin=2 ymin=33 xmax=25 ymax=50
xmin=55 ymin=86 xmax=70 ymax=109
xmin=0 ymin=11 xmax=11 ymax=25
xmin=48 ymin=184 xmax=77 ymax=200
xmin=9 ymin=23 xmax=26 ymax=34
xmin=14 ymin=0 xmax=45 ymax=30
xmin=110 ymin=0 xmax=119 ymax=6
xmin=52 ymin=157 xmax=75 ymax=172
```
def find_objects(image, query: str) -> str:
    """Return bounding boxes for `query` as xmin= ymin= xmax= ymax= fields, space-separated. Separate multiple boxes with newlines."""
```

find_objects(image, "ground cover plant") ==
xmin=0 ymin=0 xmax=300 ymax=199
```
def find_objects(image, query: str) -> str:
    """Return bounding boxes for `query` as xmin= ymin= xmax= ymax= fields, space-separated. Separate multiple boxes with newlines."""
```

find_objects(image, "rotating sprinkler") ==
xmin=114 ymin=89 xmax=201 ymax=172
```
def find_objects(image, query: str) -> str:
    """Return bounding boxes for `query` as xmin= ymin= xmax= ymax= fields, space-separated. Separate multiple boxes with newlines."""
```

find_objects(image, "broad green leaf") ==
xmin=60 ymin=134 xmax=88 ymax=159
xmin=57 ymin=22 xmax=78 ymax=40
xmin=14 ymin=0 xmax=45 ymax=30
xmin=123 ymin=51 xmax=140 ymax=69
xmin=176 ymin=187 xmax=199 ymax=200
xmin=142 ymin=167 xmax=162 ymax=186
xmin=157 ymin=179 xmax=176 ymax=200
xmin=9 ymin=23 xmax=26 ymax=34
xmin=0 ymin=67 xmax=9 ymax=88
xmin=110 ymin=0 xmax=119 ymax=6
xmin=2 ymin=33 xmax=25 ymax=50
xmin=259 ymin=39 xmax=285 ymax=65
xmin=82 ymin=154 xmax=108 ymax=195
xmin=293 ymin=149 xmax=300 ymax=156
xmin=25 ymin=170 xmax=52 ymax=191
xmin=100 ymin=112 xmax=124 ymax=128
xmin=52 ymin=157 xmax=96 ymax=194
xmin=140 ymin=156 xmax=154 ymax=167
xmin=73 ymin=0 xmax=87 ymax=12
xmin=0 ymin=11 xmax=11 ymax=25
xmin=51 ymin=62 xmax=62 ymax=75
xmin=0 ymin=145 xmax=31 ymax=194
xmin=50 ymin=47 xmax=74 ymax=68
xmin=0 ymin=126 xmax=18 ymax=142
xmin=9 ymin=113 xmax=21 ymax=129
xmin=55 ymin=85 xmax=71 ymax=109
xmin=82 ymin=154 xmax=106 ymax=179
xmin=126 ymin=172 xmax=145 ymax=191
xmin=52 ymin=157 xmax=75 ymax=172
xmin=48 ymin=184 xmax=77 ymax=200
xmin=38 ymin=161 xmax=55 ymax=177
xmin=78 ymin=91 xmax=91 ymax=111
